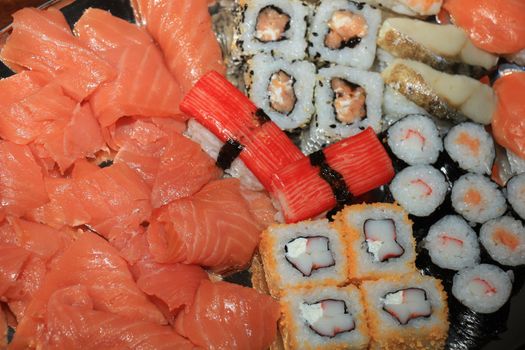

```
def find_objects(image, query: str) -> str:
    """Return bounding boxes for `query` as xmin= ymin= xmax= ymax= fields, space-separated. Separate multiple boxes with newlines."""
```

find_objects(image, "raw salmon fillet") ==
xmin=75 ymin=9 xmax=185 ymax=126
xmin=42 ymin=285 xmax=196 ymax=350
xmin=10 ymin=233 xmax=166 ymax=349
xmin=175 ymin=280 xmax=280 ymax=350
xmin=0 ymin=8 xmax=115 ymax=101
xmin=135 ymin=0 xmax=226 ymax=94
xmin=147 ymin=179 xmax=261 ymax=273
xmin=0 ymin=141 xmax=48 ymax=217
xmin=0 ymin=244 xmax=30 ymax=297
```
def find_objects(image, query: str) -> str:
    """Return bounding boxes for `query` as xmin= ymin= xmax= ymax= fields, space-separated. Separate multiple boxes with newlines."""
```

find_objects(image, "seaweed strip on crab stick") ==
xmin=180 ymin=71 xmax=304 ymax=189
xmin=270 ymin=128 xmax=394 ymax=223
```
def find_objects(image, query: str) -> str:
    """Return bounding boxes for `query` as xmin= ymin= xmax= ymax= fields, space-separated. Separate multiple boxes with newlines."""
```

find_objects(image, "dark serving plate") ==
xmin=1 ymin=0 xmax=525 ymax=348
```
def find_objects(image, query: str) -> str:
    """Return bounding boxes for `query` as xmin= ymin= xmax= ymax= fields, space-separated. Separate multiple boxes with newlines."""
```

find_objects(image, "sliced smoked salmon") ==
xmin=135 ymin=0 xmax=226 ymax=94
xmin=0 ymin=244 xmax=30 ymax=297
xmin=175 ymin=280 xmax=280 ymax=350
xmin=41 ymin=285 xmax=196 ymax=350
xmin=147 ymin=178 xmax=261 ymax=273
xmin=0 ymin=141 xmax=48 ymax=217
xmin=0 ymin=8 xmax=115 ymax=101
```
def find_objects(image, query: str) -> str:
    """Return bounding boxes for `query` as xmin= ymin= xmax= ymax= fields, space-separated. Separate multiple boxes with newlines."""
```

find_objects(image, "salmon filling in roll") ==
xmin=325 ymin=10 xmax=368 ymax=49
xmin=331 ymin=78 xmax=367 ymax=124
xmin=255 ymin=5 xmax=290 ymax=42
xmin=268 ymin=70 xmax=296 ymax=114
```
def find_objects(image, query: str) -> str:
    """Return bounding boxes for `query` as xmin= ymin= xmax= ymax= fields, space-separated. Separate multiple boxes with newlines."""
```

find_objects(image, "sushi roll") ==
xmin=507 ymin=173 xmax=525 ymax=220
xmin=303 ymin=65 xmax=383 ymax=153
xmin=280 ymin=284 xmax=370 ymax=350
xmin=308 ymin=0 xmax=380 ymax=70
xmin=451 ymin=173 xmax=507 ymax=224
xmin=452 ymin=264 xmax=513 ymax=314
xmin=389 ymin=165 xmax=448 ymax=217
xmin=233 ymin=0 xmax=310 ymax=60
xmin=259 ymin=220 xmax=348 ymax=297
xmin=387 ymin=114 xmax=443 ymax=166
xmin=423 ymin=215 xmax=481 ymax=270
xmin=480 ymin=216 xmax=525 ymax=266
xmin=336 ymin=203 xmax=416 ymax=281
xmin=444 ymin=122 xmax=496 ymax=175
xmin=245 ymin=54 xmax=316 ymax=131
xmin=360 ymin=274 xmax=449 ymax=350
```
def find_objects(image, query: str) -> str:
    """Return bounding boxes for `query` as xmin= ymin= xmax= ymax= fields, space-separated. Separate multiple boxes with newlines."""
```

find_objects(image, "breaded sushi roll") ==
xmin=280 ymin=285 xmax=370 ymax=350
xmin=423 ymin=215 xmax=481 ymax=270
xmin=361 ymin=274 xmax=449 ymax=350
xmin=389 ymin=165 xmax=449 ymax=217
xmin=451 ymin=173 xmax=507 ymax=224
xmin=308 ymin=0 xmax=381 ymax=70
xmin=507 ymin=173 xmax=525 ymax=220
xmin=303 ymin=65 xmax=383 ymax=152
xmin=245 ymin=54 xmax=315 ymax=131
xmin=444 ymin=122 xmax=496 ymax=175
xmin=452 ymin=264 xmax=513 ymax=314
xmin=336 ymin=203 xmax=416 ymax=281
xmin=480 ymin=216 xmax=525 ymax=266
xmin=233 ymin=0 xmax=310 ymax=60
xmin=387 ymin=114 xmax=443 ymax=166
xmin=259 ymin=220 xmax=348 ymax=297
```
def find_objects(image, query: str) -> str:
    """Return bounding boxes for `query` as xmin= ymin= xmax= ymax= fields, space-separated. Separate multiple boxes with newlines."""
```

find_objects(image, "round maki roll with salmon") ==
xmin=480 ymin=216 xmax=525 ymax=266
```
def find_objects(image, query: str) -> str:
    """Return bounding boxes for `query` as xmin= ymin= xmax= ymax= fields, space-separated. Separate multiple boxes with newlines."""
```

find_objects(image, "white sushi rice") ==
xmin=308 ymin=0 xmax=380 ymax=70
xmin=423 ymin=215 xmax=480 ymax=270
xmin=507 ymin=173 xmax=525 ymax=220
xmin=245 ymin=54 xmax=315 ymax=131
xmin=387 ymin=115 xmax=443 ymax=165
xmin=390 ymin=165 xmax=448 ymax=217
xmin=184 ymin=119 xmax=264 ymax=191
xmin=451 ymin=174 xmax=507 ymax=224
xmin=452 ymin=264 xmax=513 ymax=314
xmin=382 ymin=86 xmax=429 ymax=125
xmin=235 ymin=0 xmax=310 ymax=60
xmin=444 ymin=122 xmax=495 ymax=175
xmin=507 ymin=149 xmax=525 ymax=176
xmin=480 ymin=216 xmax=525 ymax=266
xmin=302 ymin=65 xmax=383 ymax=153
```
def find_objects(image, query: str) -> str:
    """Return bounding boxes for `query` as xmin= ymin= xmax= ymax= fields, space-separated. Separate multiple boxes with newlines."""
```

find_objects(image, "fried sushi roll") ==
xmin=336 ymin=203 xmax=416 ymax=281
xmin=480 ymin=216 xmax=525 ymax=267
xmin=280 ymin=285 xmax=370 ymax=350
xmin=382 ymin=59 xmax=496 ymax=125
xmin=259 ymin=220 xmax=348 ymax=297
xmin=245 ymin=54 xmax=315 ymax=131
xmin=361 ymin=274 xmax=449 ymax=350
xmin=308 ymin=0 xmax=381 ymax=70
xmin=233 ymin=0 xmax=310 ymax=60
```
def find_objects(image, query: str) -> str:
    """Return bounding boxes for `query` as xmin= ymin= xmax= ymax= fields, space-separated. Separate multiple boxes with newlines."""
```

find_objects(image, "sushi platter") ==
xmin=0 ymin=0 xmax=525 ymax=349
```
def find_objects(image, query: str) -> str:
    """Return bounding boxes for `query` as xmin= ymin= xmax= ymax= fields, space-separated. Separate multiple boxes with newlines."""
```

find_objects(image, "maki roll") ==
xmin=336 ymin=203 xmax=417 ymax=281
xmin=303 ymin=65 xmax=383 ymax=153
xmin=506 ymin=173 xmax=525 ymax=220
xmin=280 ymin=285 xmax=370 ymax=350
xmin=480 ymin=216 xmax=525 ymax=266
xmin=233 ymin=0 xmax=310 ymax=60
xmin=387 ymin=114 xmax=443 ymax=166
xmin=259 ymin=220 xmax=348 ymax=297
xmin=444 ymin=122 xmax=495 ymax=175
xmin=389 ymin=165 xmax=448 ymax=217
xmin=361 ymin=274 xmax=449 ymax=350
xmin=452 ymin=264 xmax=513 ymax=314
xmin=245 ymin=54 xmax=315 ymax=131
xmin=423 ymin=215 xmax=481 ymax=271
xmin=308 ymin=0 xmax=381 ymax=70
xmin=451 ymin=173 xmax=507 ymax=224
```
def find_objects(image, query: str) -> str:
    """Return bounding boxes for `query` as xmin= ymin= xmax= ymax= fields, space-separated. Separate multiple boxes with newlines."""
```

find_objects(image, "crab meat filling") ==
xmin=300 ymin=299 xmax=355 ymax=337
xmin=284 ymin=236 xmax=335 ymax=276
xmin=364 ymin=219 xmax=405 ymax=262
xmin=382 ymin=288 xmax=432 ymax=325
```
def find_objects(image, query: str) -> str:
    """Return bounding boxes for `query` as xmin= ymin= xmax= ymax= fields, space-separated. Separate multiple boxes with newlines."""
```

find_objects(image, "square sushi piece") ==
xmin=259 ymin=219 xmax=348 ymax=297
xmin=280 ymin=284 xmax=370 ymax=350
xmin=336 ymin=203 xmax=416 ymax=281
xmin=361 ymin=275 xmax=449 ymax=350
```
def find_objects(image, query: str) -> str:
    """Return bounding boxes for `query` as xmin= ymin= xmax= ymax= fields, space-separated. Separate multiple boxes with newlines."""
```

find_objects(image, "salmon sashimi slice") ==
xmin=0 ymin=8 xmax=115 ymax=101
xmin=135 ymin=0 xmax=226 ymax=94
xmin=39 ymin=285 xmax=196 ymax=350
xmin=75 ymin=8 xmax=184 ymax=126
xmin=175 ymin=280 xmax=280 ymax=350
xmin=10 ymin=233 xmax=166 ymax=349
xmin=147 ymin=178 xmax=261 ymax=273
xmin=0 ymin=141 xmax=48 ymax=217
xmin=240 ymin=188 xmax=277 ymax=230
xmin=0 ymin=244 xmax=30 ymax=297
xmin=134 ymin=260 xmax=209 ymax=316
